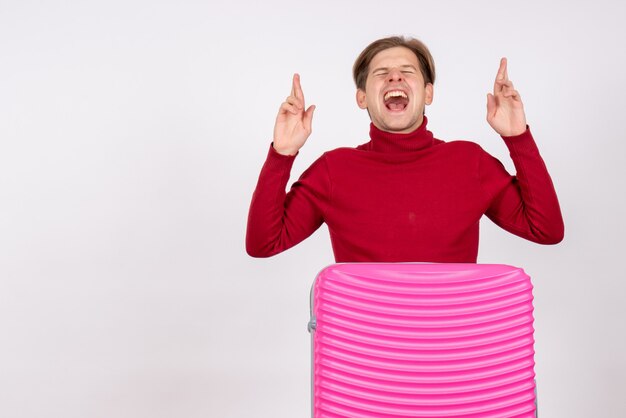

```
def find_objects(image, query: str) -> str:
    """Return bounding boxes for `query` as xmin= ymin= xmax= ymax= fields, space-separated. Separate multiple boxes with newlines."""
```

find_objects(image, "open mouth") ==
xmin=384 ymin=90 xmax=409 ymax=111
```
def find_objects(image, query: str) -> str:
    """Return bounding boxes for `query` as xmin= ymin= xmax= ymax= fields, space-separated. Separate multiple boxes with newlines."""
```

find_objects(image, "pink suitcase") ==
xmin=308 ymin=263 xmax=537 ymax=417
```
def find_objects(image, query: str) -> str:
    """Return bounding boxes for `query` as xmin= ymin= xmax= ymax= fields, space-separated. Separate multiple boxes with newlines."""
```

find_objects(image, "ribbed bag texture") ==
xmin=310 ymin=263 xmax=536 ymax=418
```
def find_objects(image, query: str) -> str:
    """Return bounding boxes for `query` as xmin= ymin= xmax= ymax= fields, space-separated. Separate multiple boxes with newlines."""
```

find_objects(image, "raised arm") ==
xmin=481 ymin=59 xmax=564 ymax=244
xmin=246 ymin=74 xmax=328 ymax=258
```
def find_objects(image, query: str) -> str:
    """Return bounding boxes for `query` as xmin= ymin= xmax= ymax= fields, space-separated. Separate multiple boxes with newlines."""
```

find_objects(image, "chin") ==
xmin=384 ymin=119 xmax=419 ymax=133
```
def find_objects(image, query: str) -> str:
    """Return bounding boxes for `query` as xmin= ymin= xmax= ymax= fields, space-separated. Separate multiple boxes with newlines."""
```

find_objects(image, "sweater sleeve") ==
xmin=246 ymin=144 xmax=331 ymax=257
xmin=479 ymin=127 xmax=564 ymax=244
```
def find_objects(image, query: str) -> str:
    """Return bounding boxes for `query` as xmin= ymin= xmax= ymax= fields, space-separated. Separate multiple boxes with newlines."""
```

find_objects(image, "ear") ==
xmin=356 ymin=89 xmax=368 ymax=109
xmin=424 ymin=83 xmax=434 ymax=105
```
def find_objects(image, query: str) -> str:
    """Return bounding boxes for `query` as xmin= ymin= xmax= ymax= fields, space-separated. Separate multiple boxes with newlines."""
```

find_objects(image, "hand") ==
xmin=273 ymin=74 xmax=316 ymax=156
xmin=486 ymin=58 xmax=527 ymax=137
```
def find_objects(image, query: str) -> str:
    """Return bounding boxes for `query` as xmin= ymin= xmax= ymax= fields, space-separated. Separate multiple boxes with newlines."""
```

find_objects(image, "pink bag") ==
xmin=309 ymin=263 xmax=537 ymax=417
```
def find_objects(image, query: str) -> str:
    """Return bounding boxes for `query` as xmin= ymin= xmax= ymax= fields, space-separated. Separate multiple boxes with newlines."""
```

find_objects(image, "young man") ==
xmin=246 ymin=36 xmax=564 ymax=262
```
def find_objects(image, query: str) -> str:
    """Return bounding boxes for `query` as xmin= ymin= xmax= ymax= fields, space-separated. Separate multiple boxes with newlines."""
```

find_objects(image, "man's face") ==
xmin=356 ymin=46 xmax=434 ymax=133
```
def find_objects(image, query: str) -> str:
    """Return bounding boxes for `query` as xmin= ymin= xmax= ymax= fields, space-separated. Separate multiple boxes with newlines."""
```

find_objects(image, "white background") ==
xmin=1 ymin=1 xmax=625 ymax=417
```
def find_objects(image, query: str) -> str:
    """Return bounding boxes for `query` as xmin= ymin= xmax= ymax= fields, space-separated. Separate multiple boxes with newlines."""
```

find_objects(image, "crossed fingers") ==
xmin=494 ymin=58 xmax=521 ymax=101
xmin=281 ymin=74 xmax=306 ymax=115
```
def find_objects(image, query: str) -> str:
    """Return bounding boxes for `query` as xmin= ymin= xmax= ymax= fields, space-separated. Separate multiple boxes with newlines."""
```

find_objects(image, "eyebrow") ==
xmin=372 ymin=65 xmax=418 ymax=73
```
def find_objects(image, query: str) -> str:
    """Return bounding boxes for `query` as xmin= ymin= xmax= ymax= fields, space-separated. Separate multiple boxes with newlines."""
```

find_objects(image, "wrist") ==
xmin=500 ymin=124 xmax=529 ymax=139
xmin=272 ymin=142 xmax=299 ymax=156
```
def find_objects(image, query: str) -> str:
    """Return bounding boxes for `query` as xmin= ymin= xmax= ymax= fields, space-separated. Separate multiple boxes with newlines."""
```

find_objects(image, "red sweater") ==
xmin=246 ymin=117 xmax=563 ymax=262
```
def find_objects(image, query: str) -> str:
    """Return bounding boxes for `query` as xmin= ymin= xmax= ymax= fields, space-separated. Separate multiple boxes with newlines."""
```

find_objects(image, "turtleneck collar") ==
xmin=366 ymin=116 xmax=436 ymax=153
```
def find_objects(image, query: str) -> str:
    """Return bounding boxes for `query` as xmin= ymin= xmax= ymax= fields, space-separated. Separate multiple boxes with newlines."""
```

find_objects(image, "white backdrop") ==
xmin=1 ymin=1 xmax=625 ymax=417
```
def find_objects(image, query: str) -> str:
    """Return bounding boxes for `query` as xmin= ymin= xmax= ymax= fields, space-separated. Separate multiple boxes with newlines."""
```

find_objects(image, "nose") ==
xmin=388 ymin=68 xmax=403 ymax=82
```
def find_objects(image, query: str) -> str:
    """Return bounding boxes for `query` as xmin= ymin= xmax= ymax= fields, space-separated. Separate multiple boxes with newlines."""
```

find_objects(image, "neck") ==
xmin=368 ymin=116 xmax=435 ymax=153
